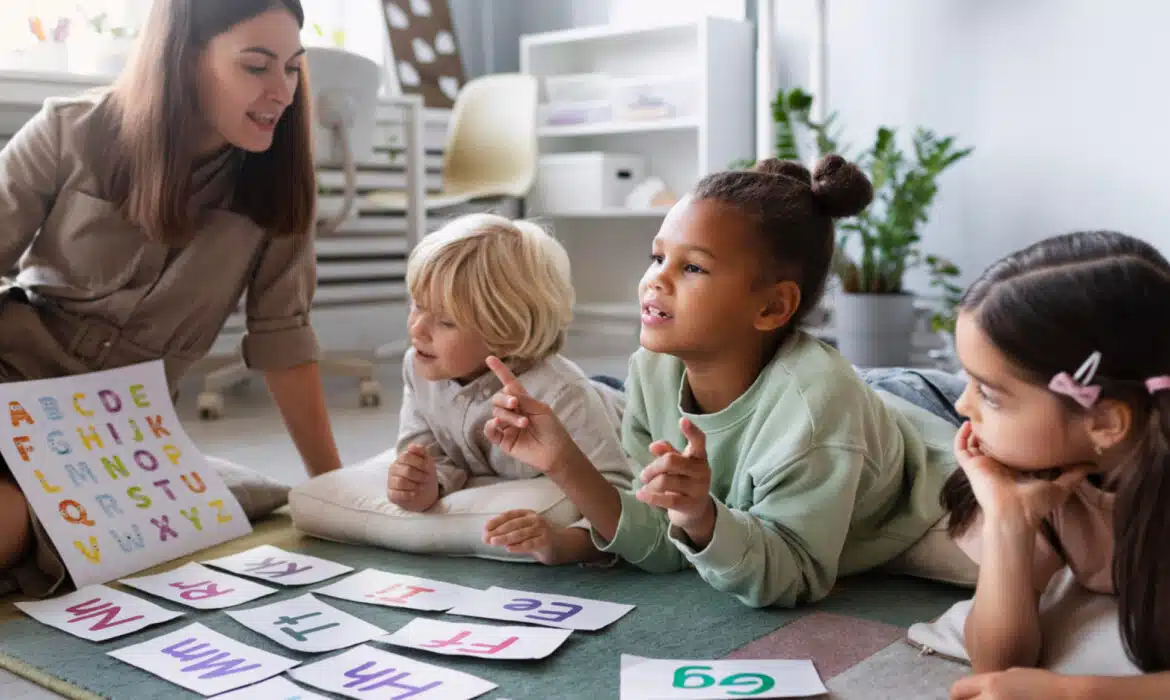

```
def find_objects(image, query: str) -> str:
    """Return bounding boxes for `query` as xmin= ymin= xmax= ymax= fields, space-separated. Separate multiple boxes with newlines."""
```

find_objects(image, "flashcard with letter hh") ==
xmin=619 ymin=655 xmax=828 ymax=700
xmin=107 ymin=622 xmax=299 ymax=697
xmin=206 ymin=675 xmax=331 ymax=700
xmin=15 ymin=584 xmax=183 ymax=641
xmin=379 ymin=617 xmax=572 ymax=660
xmin=313 ymin=568 xmax=481 ymax=612
xmin=120 ymin=562 xmax=277 ymax=609
xmin=0 ymin=360 xmax=251 ymax=588
xmin=289 ymin=644 xmax=496 ymax=700
xmin=204 ymin=544 xmax=353 ymax=586
xmin=226 ymin=593 xmax=387 ymax=652
xmin=446 ymin=586 xmax=634 ymax=630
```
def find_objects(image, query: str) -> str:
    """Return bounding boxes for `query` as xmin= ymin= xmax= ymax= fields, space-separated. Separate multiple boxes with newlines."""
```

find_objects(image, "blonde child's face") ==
xmin=638 ymin=197 xmax=774 ymax=360
xmin=407 ymin=303 xmax=493 ymax=383
xmin=952 ymin=311 xmax=1099 ymax=472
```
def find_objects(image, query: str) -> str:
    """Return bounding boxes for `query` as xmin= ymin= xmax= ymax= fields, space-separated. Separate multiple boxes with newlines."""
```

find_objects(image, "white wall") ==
xmin=771 ymin=0 xmax=1170 ymax=287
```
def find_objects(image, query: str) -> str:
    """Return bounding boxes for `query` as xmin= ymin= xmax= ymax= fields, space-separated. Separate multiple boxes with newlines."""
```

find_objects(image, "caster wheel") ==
xmin=197 ymin=392 xmax=225 ymax=420
xmin=359 ymin=379 xmax=382 ymax=408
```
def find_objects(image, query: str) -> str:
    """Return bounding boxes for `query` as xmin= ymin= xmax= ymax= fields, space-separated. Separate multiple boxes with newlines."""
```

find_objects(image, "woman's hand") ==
xmin=483 ymin=356 xmax=578 ymax=477
xmin=955 ymin=422 xmax=1088 ymax=529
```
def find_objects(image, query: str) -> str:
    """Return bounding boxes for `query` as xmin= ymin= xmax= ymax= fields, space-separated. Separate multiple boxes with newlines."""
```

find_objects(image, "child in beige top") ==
xmin=938 ymin=231 xmax=1170 ymax=696
xmin=388 ymin=213 xmax=634 ymax=565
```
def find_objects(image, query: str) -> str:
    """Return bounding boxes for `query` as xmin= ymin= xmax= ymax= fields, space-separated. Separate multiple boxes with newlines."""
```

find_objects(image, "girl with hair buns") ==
xmin=480 ymin=155 xmax=961 ymax=608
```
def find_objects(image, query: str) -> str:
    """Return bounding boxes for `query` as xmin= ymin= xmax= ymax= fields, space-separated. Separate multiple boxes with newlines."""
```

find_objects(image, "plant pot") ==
xmin=833 ymin=292 xmax=916 ymax=368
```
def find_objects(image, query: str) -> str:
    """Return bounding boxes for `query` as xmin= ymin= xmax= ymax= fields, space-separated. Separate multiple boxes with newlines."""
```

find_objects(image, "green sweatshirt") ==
xmin=591 ymin=331 xmax=959 ymax=608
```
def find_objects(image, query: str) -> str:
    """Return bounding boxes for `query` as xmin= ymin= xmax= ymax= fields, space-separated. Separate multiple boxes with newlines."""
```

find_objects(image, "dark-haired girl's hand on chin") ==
xmin=955 ymin=422 xmax=1088 ymax=531
xmin=637 ymin=418 xmax=717 ymax=547
xmin=484 ymin=356 xmax=577 ymax=477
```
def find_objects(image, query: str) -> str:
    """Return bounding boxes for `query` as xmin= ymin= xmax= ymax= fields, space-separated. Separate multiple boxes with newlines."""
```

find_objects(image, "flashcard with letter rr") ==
xmin=120 ymin=561 xmax=277 ymax=609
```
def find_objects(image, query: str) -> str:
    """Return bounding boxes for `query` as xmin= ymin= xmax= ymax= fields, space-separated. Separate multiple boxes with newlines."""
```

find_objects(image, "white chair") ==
xmin=194 ymin=47 xmax=388 ymax=419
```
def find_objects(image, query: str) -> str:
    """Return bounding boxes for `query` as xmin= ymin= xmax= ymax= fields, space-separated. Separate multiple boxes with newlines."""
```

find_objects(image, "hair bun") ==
xmin=811 ymin=154 xmax=873 ymax=218
xmin=752 ymin=158 xmax=812 ymax=184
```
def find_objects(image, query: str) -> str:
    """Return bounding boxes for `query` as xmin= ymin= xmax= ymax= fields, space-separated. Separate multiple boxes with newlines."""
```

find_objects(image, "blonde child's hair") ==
xmin=406 ymin=213 xmax=574 ymax=360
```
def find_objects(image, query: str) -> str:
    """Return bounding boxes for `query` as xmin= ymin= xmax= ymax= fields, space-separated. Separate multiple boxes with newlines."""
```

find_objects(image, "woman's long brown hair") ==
xmin=940 ymin=230 xmax=1170 ymax=671
xmin=105 ymin=0 xmax=315 ymax=244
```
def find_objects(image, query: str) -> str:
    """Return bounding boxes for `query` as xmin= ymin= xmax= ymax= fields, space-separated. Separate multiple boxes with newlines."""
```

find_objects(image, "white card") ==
xmin=225 ymin=593 xmax=387 ymax=653
xmin=446 ymin=586 xmax=634 ymax=631
xmin=619 ymin=655 xmax=827 ymax=700
xmin=206 ymin=675 xmax=331 ymax=700
xmin=313 ymin=568 xmax=480 ymax=612
xmin=14 ymin=584 xmax=183 ymax=641
xmin=120 ymin=562 xmax=277 ymax=610
xmin=378 ymin=617 xmax=572 ymax=660
xmin=289 ymin=644 xmax=496 ymax=700
xmin=107 ymin=622 xmax=299 ymax=697
xmin=0 ymin=361 xmax=252 ymax=588
xmin=204 ymin=545 xmax=354 ymax=586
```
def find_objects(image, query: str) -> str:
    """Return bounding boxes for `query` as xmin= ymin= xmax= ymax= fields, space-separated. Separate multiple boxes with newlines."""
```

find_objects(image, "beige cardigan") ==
xmin=395 ymin=349 xmax=635 ymax=513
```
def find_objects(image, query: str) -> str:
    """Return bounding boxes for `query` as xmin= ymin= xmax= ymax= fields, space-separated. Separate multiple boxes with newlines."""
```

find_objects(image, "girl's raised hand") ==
xmin=955 ymin=421 xmax=1088 ymax=530
xmin=483 ymin=356 xmax=576 ymax=475
xmin=637 ymin=418 xmax=715 ymax=536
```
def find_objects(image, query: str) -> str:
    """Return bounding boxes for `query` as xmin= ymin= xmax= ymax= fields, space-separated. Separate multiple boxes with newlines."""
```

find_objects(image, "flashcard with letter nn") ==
xmin=225 ymin=593 xmax=387 ymax=652
xmin=107 ymin=622 xmax=299 ymax=697
xmin=204 ymin=544 xmax=354 ymax=586
xmin=378 ymin=617 xmax=572 ymax=660
xmin=15 ymin=584 xmax=183 ymax=641
xmin=289 ymin=644 xmax=497 ymax=700
xmin=0 ymin=361 xmax=251 ymax=588
xmin=120 ymin=561 xmax=277 ymax=609
xmin=313 ymin=568 xmax=481 ymax=612
xmin=619 ymin=655 xmax=827 ymax=700
xmin=446 ymin=585 xmax=634 ymax=630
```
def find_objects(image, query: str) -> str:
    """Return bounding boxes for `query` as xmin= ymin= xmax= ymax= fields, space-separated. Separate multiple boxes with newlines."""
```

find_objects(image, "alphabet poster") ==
xmin=0 ymin=361 xmax=251 ymax=588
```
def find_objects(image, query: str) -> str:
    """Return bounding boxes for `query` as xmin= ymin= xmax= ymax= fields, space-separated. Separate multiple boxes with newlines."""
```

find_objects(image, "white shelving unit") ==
xmin=519 ymin=17 xmax=755 ymax=328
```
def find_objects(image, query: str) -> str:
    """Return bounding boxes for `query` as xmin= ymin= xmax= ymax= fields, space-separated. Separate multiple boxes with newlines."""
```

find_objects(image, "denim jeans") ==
xmin=858 ymin=367 xmax=967 ymax=428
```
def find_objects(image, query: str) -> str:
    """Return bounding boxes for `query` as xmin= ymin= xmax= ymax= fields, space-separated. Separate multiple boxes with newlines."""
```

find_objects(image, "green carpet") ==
xmin=0 ymin=536 xmax=967 ymax=699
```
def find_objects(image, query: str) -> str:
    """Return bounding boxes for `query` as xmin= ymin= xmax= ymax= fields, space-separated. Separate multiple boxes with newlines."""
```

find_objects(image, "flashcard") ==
xmin=446 ymin=586 xmax=634 ymax=631
xmin=206 ymin=675 xmax=331 ymax=700
xmin=289 ymin=644 xmax=497 ymax=700
xmin=107 ymin=622 xmax=299 ymax=697
xmin=0 ymin=361 xmax=252 ymax=588
xmin=313 ymin=568 xmax=481 ymax=612
xmin=120 ymin=562 xmax=277 ymax=609
xmin=225 ymin=593 xmax=388 ymax=653
xmin=204 ymin=544 xmax=354 ymax=586
xmin=378 ymin=617 xmax=572 ymax=660
xmin=619 ymin=655 xmax=827 ymax=700
xmin=14 ymin=584 xmax=183 ymax=642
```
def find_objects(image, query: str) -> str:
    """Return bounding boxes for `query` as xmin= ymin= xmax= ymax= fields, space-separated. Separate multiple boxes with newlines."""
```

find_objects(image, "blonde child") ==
xmin=481 ymin=156 xmax=961 ymax=607
xmin=934 ymin=231 xmax=1170 ymax=699
xmin=387 ymin=213 xmax=633 ymax=565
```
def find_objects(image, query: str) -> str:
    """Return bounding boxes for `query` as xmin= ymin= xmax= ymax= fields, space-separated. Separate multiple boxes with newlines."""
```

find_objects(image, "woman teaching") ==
xmin=0 ymin=0 xmax=341 ymax=596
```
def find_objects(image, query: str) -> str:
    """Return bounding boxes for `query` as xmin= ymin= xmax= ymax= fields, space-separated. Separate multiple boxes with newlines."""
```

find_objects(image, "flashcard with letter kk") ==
xmin=204 ymin=544 xmax=353 ymax=586
xmin=446 ymin=585 xmax=634 ymax=630
xmin=15 ymin=584 xmax=183 ymax=641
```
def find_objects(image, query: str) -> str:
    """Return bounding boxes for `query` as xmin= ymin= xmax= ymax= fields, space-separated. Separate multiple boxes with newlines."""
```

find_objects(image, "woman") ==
xmin=0 ymin=0 xmax=342 ymax=596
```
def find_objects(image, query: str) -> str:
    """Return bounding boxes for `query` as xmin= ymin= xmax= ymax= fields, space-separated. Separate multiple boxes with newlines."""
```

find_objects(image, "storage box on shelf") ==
xmin=529 ymin=152 xmax=645 ymax=215
xmin=519 ymin=18 xmax=753 ymax=327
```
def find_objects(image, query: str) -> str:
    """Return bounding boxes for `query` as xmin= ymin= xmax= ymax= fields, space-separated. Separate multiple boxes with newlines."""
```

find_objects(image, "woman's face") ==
xmin=196 ymin=7 xmax=304 ymax=154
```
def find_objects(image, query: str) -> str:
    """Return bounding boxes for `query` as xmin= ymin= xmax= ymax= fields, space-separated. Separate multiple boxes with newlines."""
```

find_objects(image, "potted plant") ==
xmin=771 ymin=88 xmax=972 ymax=367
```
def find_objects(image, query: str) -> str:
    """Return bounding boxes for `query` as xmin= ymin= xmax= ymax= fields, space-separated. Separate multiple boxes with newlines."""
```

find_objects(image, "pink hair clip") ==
xmin=1048 ymin=351 xmax=1102 ymax=408
xmin=1146 ymin=376 xmax=1170 ymax=394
